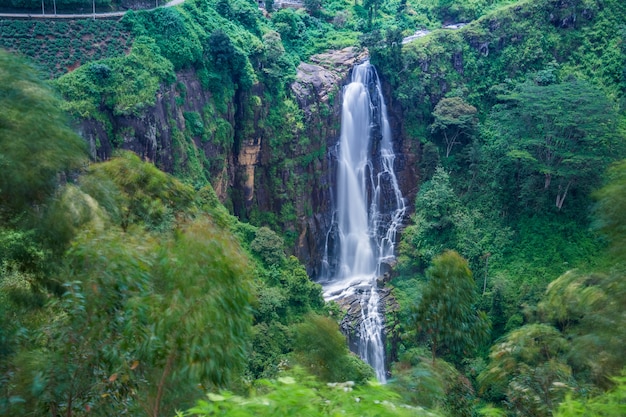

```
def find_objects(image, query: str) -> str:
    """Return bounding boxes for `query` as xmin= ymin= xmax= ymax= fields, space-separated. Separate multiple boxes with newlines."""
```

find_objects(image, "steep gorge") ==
xmin=76 ymin=46 xmax=419 ymax=275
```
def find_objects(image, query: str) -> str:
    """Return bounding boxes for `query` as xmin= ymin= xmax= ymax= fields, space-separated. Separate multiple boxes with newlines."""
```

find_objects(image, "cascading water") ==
xmin=322 ymin=61 xmax=405 ymax=383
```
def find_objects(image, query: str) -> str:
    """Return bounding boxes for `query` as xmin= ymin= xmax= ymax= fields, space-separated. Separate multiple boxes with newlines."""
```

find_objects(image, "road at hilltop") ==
xmin=0 ymin=0 xmax=185 ymax=19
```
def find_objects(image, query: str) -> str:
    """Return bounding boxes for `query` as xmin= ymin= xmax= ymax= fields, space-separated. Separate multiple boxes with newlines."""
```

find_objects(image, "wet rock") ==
xmin=379 ymin=258 xmax=397 ymax=277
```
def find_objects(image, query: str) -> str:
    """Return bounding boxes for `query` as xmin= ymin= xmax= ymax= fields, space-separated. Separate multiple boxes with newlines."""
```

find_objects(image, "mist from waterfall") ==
xmin=322 ymin=61 xmax=405 ymax=383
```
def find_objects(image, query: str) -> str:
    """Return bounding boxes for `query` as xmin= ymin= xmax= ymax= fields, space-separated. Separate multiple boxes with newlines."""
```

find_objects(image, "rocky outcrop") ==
xmin=79 ymin=68 xmax=234 ymax=201
xmin=333 ymin=273 xmax=399 ymax=367
xmin=238 ymin=137 xmax=262 ymax=204
xmin=292 ymin=47 xmax=367 ymax=107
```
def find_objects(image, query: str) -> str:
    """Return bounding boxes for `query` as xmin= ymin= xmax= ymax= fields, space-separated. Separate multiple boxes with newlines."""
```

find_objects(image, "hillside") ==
xmin=0 ymin=0 xmax=625 ymax=415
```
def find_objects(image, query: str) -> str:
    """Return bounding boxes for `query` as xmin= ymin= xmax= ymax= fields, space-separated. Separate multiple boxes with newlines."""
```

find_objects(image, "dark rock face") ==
xmin=78 ymin=68 xmax=234 ymax=200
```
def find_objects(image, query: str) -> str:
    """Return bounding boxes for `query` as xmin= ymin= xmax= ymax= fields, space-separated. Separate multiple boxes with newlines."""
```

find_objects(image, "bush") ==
xmin=250 ymin=227 xmax=285 ymax=267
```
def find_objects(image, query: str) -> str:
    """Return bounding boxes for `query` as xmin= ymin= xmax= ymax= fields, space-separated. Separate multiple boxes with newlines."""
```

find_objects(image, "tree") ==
xmin=485 ymin=79 xmax=620 ymax=211
xmin=215 ymin=0 xmax=233 ymax=19
xmin=538 ymin=268 xmax=626 ymax=388
xmin=207 ymin=29 xmax=254 ymax=89
xmin=10 ymin=217 xmax=254 ymax=417
xmin=430 ymin=97 xmax=477 ymax=158
xmin=412 ymin=250 xmax=489 ymax=363
xmin=259 ymin=31 xmax=296 ymax=90
xmin=0 ymin=50 xmax=86 ymax=222
xmin=390 ymin=348 xmax=477 ymax=416
xmin=362 ymin=0 xmax=383 ymax=26
xmin=479 ymin=324 xmax=575 ymax=417
xmin=398 ymin=167 xmax=511 ymax=273
xmin=293 ymin=314 xmax=374 ymax=383
xmin=399 ymin=167 xmax=460 ymax=272
xmin=250 ymin=226 xmax=285 ymax=266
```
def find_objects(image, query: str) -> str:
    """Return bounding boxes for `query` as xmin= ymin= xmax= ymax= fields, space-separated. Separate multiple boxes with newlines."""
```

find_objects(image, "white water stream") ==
xmin=322 ymin=61 xmax=405 ymax=382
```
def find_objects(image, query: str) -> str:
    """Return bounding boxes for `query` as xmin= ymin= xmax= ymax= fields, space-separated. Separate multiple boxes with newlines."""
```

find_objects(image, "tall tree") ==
xmin=485 ymin=79 xmax=620 ymax=211
xmin=0 ymin=50 xmax=86 ymax=222
xmin=412 ymin=250 xmax=490 ymax=363
xmin=430 ymin=97 xmax=477 ymax=158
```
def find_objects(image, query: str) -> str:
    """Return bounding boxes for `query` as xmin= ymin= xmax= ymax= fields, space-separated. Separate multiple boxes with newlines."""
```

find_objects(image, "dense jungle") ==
xmin=1 ymin=0 xmax=625 ymax=415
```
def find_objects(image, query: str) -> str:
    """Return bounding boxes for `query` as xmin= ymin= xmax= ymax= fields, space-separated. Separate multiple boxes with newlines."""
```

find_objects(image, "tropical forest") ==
xmin=0 ymin=0 xmax=625 ymax=415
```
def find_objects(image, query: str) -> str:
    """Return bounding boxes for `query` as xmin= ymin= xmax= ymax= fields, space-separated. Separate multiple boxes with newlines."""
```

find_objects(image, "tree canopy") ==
xmin=412 ymin=250 xmax=490 ymax=363
xmin=484 ymin=79 xmax=621 ymax=211
xmin=430 ymin=97 xmax=477 ymax=158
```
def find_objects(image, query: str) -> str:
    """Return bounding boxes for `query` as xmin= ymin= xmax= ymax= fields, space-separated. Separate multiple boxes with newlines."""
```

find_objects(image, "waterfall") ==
xmin=322 ymin=61 xmax=406 ymax=383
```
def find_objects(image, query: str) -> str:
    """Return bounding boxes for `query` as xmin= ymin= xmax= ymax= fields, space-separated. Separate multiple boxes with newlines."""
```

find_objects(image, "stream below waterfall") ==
xmin=321 ymin=61 xmax=405 ymax=383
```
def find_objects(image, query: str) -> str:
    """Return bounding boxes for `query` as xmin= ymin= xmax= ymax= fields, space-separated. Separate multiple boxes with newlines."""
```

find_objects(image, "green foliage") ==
xmin=4 ymin=215 xmax=254 ymax=416
xmin=123 ymin=7 xmax=203 ymax=70
xmin=184 ymin=111 xmax=205 ymax=137
xmin=250 ymin=226 xmax=286 ymax=267
xmin=483 ymin=78 xmax=621 ymax=211
xmin=0 ymin=50 xmax=87 ymax=219
xmin=0 ymin=229 xmax=46 ymax=277
xmin=479 ymin=324 xmax=575 ymax=416
xmin=434 ymin=0 xmax=488 ymax=22
xmin=537 ymin=268 xmax=626 ymax=388
xmin=293 ymin=314 xmax=374 ymax=383
xmin=179 ymin=370 xmax=441 ymax=417
xmin=259 ymin=31 xmax=296 ymax=90
xmin=398 ymin=166 xmax=512 ymax=272
xmin=279 ymin=256 xmax=325 ymax=315
xmin=304 ymin=0 xmax=323 ymax=17
xmin=4 ymin=1 xmax=626 ymax=416
xmin=149 ymin=218 xmax=254 ymax=386
xmin=246 ymin=251 xmax=326 ymax=380
xmin=79 ymin=151 xmax=194 ymax=231
xmin=37 ymin=184 xmax=108 ymax=257
xmin=413 ymin=250 xmax=490 ymax=363
xmin=399 ymin=167 xmax=460 ymax=271
xmin=593 ymin=159 xmax=626 ymax=260
xmin=55 ymin=36 xmax=174 ymax=118
xmin=390 ymin=348 xmax=478 ymax=416
xmin=555 ymin=372 xmax=626 ymax=417
xmin=430 ymin=96 xmax=477 ymax=157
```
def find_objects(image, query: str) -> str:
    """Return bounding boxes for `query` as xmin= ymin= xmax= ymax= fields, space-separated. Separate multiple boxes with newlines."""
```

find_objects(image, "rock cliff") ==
xmin=79 ymin=68 xmax=235 ymax=201
xmin=288 ymin=47 xmax=368 ymax=275
xmin=77 ymin=46 xmax=417 ymax=277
